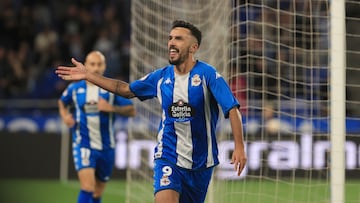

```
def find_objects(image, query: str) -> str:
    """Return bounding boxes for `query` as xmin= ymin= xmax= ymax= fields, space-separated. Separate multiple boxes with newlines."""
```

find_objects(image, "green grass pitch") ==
xmin=0 ymin=179 xmax=126 ymax=203
xmin=0 ymin=179 xmax=359 ymax=203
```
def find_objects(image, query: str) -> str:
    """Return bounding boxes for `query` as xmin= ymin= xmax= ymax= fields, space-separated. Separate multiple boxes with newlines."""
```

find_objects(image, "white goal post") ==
xmin=330 ymin=0 xmax=346 ymax=203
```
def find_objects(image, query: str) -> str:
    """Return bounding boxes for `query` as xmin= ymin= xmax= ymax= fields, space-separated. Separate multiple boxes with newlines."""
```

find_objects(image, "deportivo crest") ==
xmin=191 ymin=74 xmax=201 ymax=86
xmin=160 ymin=175 xmax=171 ymax=186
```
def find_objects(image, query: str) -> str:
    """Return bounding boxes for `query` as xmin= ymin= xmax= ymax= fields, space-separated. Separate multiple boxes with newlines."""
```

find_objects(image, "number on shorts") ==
xmin=80 ymin=147 xmax=91 ymax=166
xmin=162 ymin=166 xmax=172 ymax=176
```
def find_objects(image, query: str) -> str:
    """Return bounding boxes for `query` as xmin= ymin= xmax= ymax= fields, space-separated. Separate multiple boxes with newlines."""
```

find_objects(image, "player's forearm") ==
xmin=229 ymin=107 xmax=245 ymax=149
xmin=58 ymin=100 xmax=70 ymax=119
xmin=86 ymin=72 xmax=135 ymax=99
xmin=112 ymin=105 xmax=136 ymax=117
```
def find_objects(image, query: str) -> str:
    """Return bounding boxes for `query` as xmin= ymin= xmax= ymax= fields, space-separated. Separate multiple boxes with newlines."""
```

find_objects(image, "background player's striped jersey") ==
xmin=60 ymin=80 xmax=133 ymax=150
xmin=130 ymin=60 xmax=240 ymax=170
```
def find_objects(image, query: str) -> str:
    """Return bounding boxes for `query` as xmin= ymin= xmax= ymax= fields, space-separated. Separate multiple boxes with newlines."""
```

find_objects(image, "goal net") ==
xmin=126 ymin=0 xmax=360 ymax=203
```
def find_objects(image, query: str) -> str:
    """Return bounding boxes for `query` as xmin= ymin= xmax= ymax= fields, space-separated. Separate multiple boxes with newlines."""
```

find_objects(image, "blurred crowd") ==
xmin=228 ymin=0 xmax=330 ymax=116
xmin=0 ymin=0 xmax=131 ymax=99
xmin=1 ymin=0 xmax=357 ymax=119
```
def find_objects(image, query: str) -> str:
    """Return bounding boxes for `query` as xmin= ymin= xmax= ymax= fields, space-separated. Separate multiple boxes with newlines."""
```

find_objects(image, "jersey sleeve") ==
xmin=206 ymin=68 xmax=240 ymax=118
xmin=129 ymin=69 xmax=162 ymax=101
xmin=60 ymin=83 xmax=74 ymax=106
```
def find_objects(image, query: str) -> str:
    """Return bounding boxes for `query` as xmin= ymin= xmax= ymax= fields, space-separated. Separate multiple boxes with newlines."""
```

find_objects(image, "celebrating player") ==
xmin=56 ymin=20 xmax=246 ymax=203
xmin=58 ymin=51 xmax=136 ymax=203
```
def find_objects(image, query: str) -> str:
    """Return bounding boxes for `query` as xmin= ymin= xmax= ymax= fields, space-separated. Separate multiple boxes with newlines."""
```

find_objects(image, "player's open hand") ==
xmin=62 ymin=113 xmax=75 ymax=128
xmin=56 ymin=58 xmax=87 ymax=81
xmin=97 ymin=97 xmax=113 ymax=112
xmin=230 ymin=148 xmax=247 ymax=176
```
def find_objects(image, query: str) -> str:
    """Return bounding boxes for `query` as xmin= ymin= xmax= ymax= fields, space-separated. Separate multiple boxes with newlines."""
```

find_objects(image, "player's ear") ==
xmin=189 ymin=43 xmax=198 ymax=53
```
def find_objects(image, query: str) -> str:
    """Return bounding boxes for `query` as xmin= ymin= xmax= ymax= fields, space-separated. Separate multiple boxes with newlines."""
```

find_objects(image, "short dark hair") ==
xmin=171 ymin=20 xmax=202 ymax=47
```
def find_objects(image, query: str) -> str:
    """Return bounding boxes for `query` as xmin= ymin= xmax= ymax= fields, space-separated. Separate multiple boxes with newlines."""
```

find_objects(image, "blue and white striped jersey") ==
xmin=60 ymin=80 xmax=133 ymax=150
xmin=130 ymin=60 xmax=240 ymax=170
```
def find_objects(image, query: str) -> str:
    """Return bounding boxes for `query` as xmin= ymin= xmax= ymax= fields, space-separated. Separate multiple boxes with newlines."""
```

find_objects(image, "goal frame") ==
xmin=330 ymin=0 xmax=346 ymax=202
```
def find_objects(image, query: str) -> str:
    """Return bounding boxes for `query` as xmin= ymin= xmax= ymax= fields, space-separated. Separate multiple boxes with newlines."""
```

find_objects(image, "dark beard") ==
xmin=169 ymin=59 xmax=180 ymax=65
xmin=168 ymin=52 xmax=188 ymax=65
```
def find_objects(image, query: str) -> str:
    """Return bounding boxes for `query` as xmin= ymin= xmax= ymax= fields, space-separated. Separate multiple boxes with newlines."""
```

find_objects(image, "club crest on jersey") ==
xmin=191 ymin=74 xmax=201 ymax=86
xmin=160 ymin=175 xmax=171 ymax=186
xmin=168 ymin=100 xmax=195 ymax=122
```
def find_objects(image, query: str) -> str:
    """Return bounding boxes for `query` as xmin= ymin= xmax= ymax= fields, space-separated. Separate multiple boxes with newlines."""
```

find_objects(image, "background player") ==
xmin=58 ymin=51 xmax=136 ymax=203
xmin=56 ymin=20 xmax=246 ymax=203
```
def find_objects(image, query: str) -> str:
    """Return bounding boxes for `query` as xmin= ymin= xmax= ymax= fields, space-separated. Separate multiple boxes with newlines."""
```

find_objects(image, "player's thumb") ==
xmin=230 ymin=155 xmax=235 ymax=164
xmin=71 ymin=58 xmax=80 ymax=66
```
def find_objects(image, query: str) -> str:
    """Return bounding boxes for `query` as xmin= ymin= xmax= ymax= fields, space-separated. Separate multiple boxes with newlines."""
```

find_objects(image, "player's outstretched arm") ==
xmin=56 ymin=58 xmax=135 ymax=98
xmin=229 ymin=107 xmax=247 ymax=176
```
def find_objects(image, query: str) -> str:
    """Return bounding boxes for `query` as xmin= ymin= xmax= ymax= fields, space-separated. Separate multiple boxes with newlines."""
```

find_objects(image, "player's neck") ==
xmin=174 ymin=58 xmax=196 ymax=75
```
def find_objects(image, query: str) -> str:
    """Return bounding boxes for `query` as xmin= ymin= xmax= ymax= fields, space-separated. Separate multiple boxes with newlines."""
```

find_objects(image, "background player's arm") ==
xmin=58 ymin=99 xmax=75 ymax=128
xmin=229 ymin=107 xmax=247 ymax=176
xmin=97 ymin=97 xmax=136 ymax=117
xmin=57 ymin=58 xmax=136 ymax=98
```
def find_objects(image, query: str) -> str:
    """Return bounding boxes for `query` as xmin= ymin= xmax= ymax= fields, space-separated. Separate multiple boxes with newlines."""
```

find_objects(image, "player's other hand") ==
xmin=230 ymin=148 xmax=247 ymax=176
xmin=63 ymin=113 xmax=75 ymax=128
xmin=97 ymin=97 xmax=113 ymax=112
xmin=56 ymin=58 xmax=87 ymax=81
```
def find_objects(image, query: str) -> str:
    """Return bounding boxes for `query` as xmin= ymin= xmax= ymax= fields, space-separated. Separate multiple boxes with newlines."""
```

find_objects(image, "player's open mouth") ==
xmin=169 ymin=48 xmax=178 ymax=57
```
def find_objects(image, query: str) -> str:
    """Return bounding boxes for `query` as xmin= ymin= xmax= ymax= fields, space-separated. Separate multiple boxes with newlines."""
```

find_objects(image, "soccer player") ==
xmin=58 ymin=51 xmax=136 ymax=203
xmin=56 ymin=20 xmax=247 ymax=203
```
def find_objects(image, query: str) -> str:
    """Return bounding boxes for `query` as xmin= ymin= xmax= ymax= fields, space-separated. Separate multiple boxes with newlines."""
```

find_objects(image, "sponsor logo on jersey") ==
xmin=168 ymin=100 xmax=195 ymax=122
xmin=84 ymin=100 xmax=98 ymax=113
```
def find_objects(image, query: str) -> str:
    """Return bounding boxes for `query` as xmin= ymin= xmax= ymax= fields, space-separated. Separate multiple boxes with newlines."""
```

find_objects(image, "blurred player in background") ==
xmin=56 ymin=20 xmax=246 ymax=203
xmin=58 ymin=51 xmax=136 ymax=203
